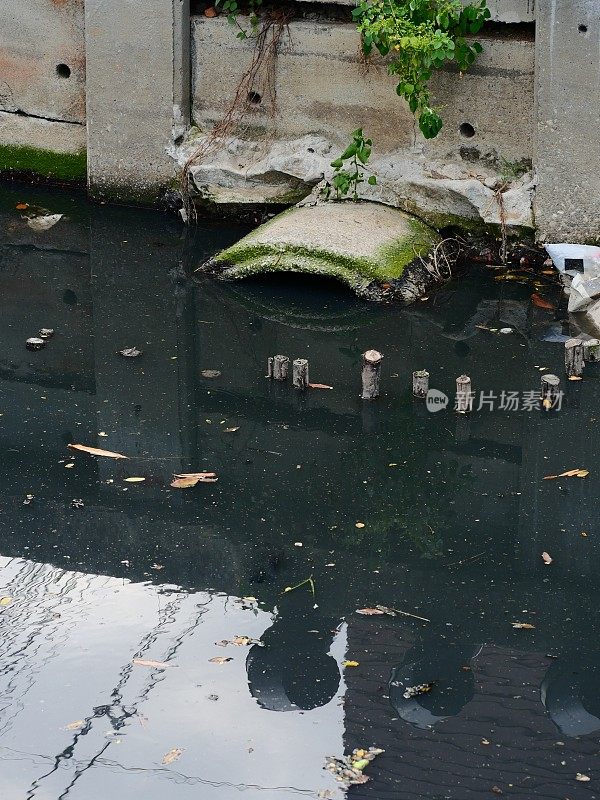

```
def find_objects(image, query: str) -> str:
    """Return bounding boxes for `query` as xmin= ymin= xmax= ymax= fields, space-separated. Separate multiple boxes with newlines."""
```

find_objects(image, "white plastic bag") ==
xmin=546 ymin=244 xmax=600 ymax=312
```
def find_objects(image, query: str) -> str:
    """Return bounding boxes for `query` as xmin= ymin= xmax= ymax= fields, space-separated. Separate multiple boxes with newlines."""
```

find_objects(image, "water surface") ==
xmin=0 ymin=184 xmax=599 ymax=799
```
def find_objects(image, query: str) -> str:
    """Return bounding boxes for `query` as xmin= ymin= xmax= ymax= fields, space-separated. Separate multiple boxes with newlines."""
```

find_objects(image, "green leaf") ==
xmin=330 ymin=158 xmax=344 ymax=169
xmin=367 ymin=175 xmax=377 ymax=185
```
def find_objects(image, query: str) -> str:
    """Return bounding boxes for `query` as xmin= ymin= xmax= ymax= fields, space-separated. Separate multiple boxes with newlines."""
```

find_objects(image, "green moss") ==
xmin=0 ymin=144 xmax=86 ymax=182
xmin=215 ymin=211 xmax=438 ymax=287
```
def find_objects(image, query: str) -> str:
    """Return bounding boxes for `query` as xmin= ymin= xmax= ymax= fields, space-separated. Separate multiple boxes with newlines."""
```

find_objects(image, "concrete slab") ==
xmin=534 ymin=0 xmax=600 ymax=243
xmin=199 ymin=202 xmax=441 ymax=302
xmin=85 ymin=0 xmax=190 ymax=203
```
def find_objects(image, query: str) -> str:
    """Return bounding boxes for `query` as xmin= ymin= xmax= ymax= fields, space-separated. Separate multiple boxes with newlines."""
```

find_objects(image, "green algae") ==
xmin=0 ymin=144 xmax=86 ymax=182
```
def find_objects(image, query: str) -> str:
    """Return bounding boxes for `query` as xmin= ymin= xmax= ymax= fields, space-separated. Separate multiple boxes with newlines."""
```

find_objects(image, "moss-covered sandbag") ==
xmin=198 ymin=202 xmax=442 ymax=302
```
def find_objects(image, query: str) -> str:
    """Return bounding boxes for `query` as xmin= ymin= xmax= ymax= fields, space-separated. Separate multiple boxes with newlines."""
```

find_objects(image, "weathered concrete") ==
xmin=534 ymin=0 xmax=600 ymax=243
xmin=84 ymin=0 xmax=190 ymax=202
xmin=191 ymin=17 xmax=534 ymax=165
xmin=0 ymin=0 xmax=86 ymax=124
xmin=198 ymin=202 xmax=441 ymax=301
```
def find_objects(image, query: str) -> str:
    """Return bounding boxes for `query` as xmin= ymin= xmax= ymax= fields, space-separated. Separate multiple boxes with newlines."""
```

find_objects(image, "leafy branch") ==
xmin=215 ymin=0 xmax=263 ymax=39
xmin=322 ymin=129 xmax=377 ymax=201
xmin=353 ymin=0 xmax=491 ymax=138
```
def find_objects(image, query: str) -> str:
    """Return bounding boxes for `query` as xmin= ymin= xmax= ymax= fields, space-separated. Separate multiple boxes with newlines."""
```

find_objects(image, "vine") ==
xmin=215 ymin=0 xmax=263 ymax=39
xmin=323 ymin=129 xmax=377 ymax=200
xmin=353 ymin=0 xmax=491 ymax=138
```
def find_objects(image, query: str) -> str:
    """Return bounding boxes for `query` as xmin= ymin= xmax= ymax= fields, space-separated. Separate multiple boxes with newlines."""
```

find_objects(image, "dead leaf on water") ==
xmin=64 ymin=720 xmax=85 ymax=731
xmin=343 ymin=660 xmax=359 ymax=667
xmin=568 ymin=375 xmax=583 ymax=381
xmin=308 ymin=383 xmax=333 ymax=390
xmin=132 ymin=658 xmax=174 ymax=669
xmin=124 ymin=477 xmax=145 ymax=483
xmin=216 ymin=635 xmax=261 ymax=647
xmin=224 ymin=427 xmax=240 ymax=433
xmin=543 ymin=474 xmax=558 ymax=480
xmin=576 ymin=773 xmax=591 ymax=782
xmin=201 ymin=369 xmax=221 ymax=378
xmin=0 ymin=597 xmax=12 ymax=606
xmin=531 ymin=293 xmax=555 ymax=310
xmin=209 ymin=656 xmax=232 ymax=664
xmin=162 ymin=748 xmax=184 ymax=765
xmin=512 ymin=622 xmax=535 ymax=629
xmin=68 ymin=443 xmax=128 ymax=459
xmin=170 ymin=472 xmax=218 ymax=488
xmin=356 ymin=608 xmax=385 ymax=616
xmin=15 ymin=202 xmax=28 ymax=210
xmin=542 ymin=551 xmax=553 ymax=565
xmin=355 ymin=522 xmax=365 ymax=529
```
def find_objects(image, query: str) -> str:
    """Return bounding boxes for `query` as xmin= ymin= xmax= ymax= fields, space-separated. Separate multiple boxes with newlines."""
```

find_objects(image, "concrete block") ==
xmin=0 ymin=0 xmax=85 ymax=123
xmin=534 ymin=0 xmax=600 ymax=243
xmin=192 ymin=17 xmax=534 ymax=163
xmin=85 ymin=0 xmax=190 ymax=203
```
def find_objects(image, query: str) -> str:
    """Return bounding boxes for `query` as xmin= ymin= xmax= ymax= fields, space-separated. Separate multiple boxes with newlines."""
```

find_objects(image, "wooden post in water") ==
xmin=266 ymin=357 xmax=274 ymax=378
xmin=564 ymin=338 xmax=584 ymax=378
xmin=272 ymin=355 xmax=290 ymax=381
xmin=293 ymin=359 xmax=309 ymax=390
xmin=361 ymin=350 xmax=383 ymax=400
xmin=583 ymin=338 xmax=600 ymax=363
xmin=412 ymin=370 xmax=429 ymax=399
xmin=455 ymin=375 xmax=473 ymax=413
xmin=540 ymin=373 xmax=561 ymax=411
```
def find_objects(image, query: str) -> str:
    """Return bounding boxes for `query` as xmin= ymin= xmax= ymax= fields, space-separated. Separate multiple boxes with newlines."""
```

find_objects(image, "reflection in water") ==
xmin=0 ymin=182 xmax=599 ymax=799
xmin=247 ymin=593 xmax=340 ymax=712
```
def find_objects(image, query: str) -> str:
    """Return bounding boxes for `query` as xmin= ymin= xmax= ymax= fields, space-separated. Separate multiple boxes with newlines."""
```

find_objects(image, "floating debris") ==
xmin=39 ymin=328 xmax=55 ymax=339
xmin=201 ymin=369 xmax=221 ymax=378
xmin=324 ymin=747 xmax=384 ymax=788
xmin=26 ymin=337 xmax=46 ymax=351
xmin=215 ymin=636 xmax=262 ymax=647
xmin=118 ymin=347 xmax=143 ymax=358
xmin=403 ymin=682 xmax=435 ymax=700
xmin=171 ymin=472 xmax=218 ymax=488
xmin=162 ymin=748 xmax=184 ymax=765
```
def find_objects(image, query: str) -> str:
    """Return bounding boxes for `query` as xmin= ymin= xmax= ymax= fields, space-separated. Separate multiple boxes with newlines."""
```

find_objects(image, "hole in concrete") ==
xmin=579 ymin=24 xmax=588 ymax=32
xmin=56 ymin=63 xmax=71 ymax=79
xmin=247 ymin=91 xmax=262 ymax=105
xmin=174 ymin=134 xmax=184 ymax=146
xmin=459 ymin=122 xmax=476 ymax=139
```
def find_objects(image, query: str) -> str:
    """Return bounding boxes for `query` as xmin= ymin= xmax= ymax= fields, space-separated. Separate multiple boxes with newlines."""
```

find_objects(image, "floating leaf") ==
xmin=355 ymin=522 xmax=365 ymax=529
xmin=68 ymin=443 xmax=128 ymax=459
xmin=512 ymin=622 xmax=535 ymax=629
xmin=543 ymin=474 xmax=558 ymax=480
xmin=576 ymin=773 xmax=591 ymax=782
xmin=201 ymin=369 xmax=221 ymax=378
xmin=64 ymin=720 xmax=84 ymax=731
xmin=568 ymin=374 xmax=583 ymax=381
xmin=576 ymin=469 xmax=589 ymax=478
xmin=356 ymin=608 xmax=385 ymax=616
xmin=15 ymin=202 xmax=28 ymax=210
xmin=542 ymin=551 xmax=553 ymax=565
xmin=308 ymin=383 xmax=333 ymax=390
xmin=403 ymin=682 xmax=434 ymax=699
xmin=209 ymin=656 xmax=232 ymax=664
xmin=558 ymin=468 xmax=588 ymax=478
xmin=343 ymin=660 xmax=360 ymax=667
xmin=124 ymin=477 xmax=145 ymax=483
xmin=162 ymin=748 xmax=184 ymax=765
xmin=0 ymin=596 xmax=12 ymax=606
xmin=531 ymin=293 xmax=555 ymax=310
xmin=224 ymin=427 xmax=240 ymax=433
xmin=132 ymin=658 xmax=174 ymax=669
xmin=171 ymin=471 xmax=218 ymax=488
xmin=118 ymin=347 xmax=142 ymax=358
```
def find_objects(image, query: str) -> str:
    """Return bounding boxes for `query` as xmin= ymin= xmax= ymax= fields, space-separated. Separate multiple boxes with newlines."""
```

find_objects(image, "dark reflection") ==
xmin=389 ymin=640 xmax=482 ymax=729
xmin=246 ymin=592 xmax=340 ymax=712
xmin=541 ymin=657 xmax=600 ymax=737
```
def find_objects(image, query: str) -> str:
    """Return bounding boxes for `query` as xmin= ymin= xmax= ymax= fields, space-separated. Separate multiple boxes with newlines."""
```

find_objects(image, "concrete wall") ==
xmin=0 ymin=0 xmax=599 ymax=242
xmin=191 ymin=17 xmax=535 ymax=165
xmin=534 ymin=0 xmax=600 ymax=242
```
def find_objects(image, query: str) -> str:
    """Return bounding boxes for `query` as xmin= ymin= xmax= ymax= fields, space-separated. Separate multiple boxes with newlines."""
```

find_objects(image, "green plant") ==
xmin=353 ymin=0 xmax=491 ymax=139
xmin=323 ymin=129 xmax=377 ymax=201
xmin=215 ymin=0 xmax=263 ymax=39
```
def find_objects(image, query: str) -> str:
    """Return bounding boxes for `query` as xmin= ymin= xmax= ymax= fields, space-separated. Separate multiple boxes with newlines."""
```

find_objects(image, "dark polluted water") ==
xmin=0 ymin=183 xmax=599 ymax=800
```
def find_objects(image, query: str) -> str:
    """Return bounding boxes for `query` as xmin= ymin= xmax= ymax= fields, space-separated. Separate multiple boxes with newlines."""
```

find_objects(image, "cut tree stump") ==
xmin=361 ymin=350 xmax=383 ymax=400
xmin=273 ymin=355 xmax=290 ymax=381
xmin=540 ymin=373 xmax=561 ymax=411
xmin=455 ymin=375 xmax=473 ymax=413
xmin=293 ymin=359 xmax=309 ymax=390
xmin=564 ymin=338 xmax=584 ymax=378
xmin=412 ymin=370 xmax=429 ymax=399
